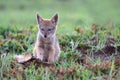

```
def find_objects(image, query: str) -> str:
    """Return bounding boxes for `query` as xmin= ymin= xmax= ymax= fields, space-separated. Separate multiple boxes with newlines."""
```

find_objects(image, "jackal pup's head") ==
xmin=37 ymin=13 xmax=58 ymax=38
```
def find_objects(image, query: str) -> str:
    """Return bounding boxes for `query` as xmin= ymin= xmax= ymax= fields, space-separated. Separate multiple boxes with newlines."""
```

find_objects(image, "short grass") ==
xmin=0 ymin=0 xmax=120 ymax=80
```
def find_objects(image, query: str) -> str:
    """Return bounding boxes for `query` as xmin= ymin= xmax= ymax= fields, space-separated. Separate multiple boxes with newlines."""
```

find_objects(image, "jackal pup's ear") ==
xmin=36 ymin=13 xmax=43 ymax=25
xmin=51 ymin=13 xmax=58 ymax=25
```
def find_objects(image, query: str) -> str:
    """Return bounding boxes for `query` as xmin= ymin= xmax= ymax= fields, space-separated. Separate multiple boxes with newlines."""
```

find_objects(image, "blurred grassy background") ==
xmin=0 ymin=0 xmax=120 ymax=34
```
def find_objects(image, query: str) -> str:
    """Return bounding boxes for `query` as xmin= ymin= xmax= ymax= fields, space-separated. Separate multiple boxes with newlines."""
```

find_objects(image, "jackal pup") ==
xmin=33 ymin=13 xmax=60 ymax=63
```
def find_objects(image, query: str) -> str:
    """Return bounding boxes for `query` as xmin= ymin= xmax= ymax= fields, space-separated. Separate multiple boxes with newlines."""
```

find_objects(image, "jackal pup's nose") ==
xmin=44 ymin=35 xmax=47 ymax=38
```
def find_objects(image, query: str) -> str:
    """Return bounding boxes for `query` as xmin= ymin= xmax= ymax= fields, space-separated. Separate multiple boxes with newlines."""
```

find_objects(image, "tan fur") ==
xmin=33 ymin=13 xmax=60 ymax=63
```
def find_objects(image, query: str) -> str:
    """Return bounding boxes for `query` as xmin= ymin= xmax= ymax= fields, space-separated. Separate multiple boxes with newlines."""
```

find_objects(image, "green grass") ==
xmin=0 ymin=0 xmax=120 ymax=80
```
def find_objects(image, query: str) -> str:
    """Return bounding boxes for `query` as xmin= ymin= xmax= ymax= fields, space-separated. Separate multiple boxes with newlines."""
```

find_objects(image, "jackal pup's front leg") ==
xmin=48 ymin=49 xmax=55 ymax=63
xmin=33 ymin=47 xmax=44 ymax=61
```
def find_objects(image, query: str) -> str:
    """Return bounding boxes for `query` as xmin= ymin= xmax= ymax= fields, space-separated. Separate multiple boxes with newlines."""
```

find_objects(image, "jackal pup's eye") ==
xmin=48 ymin=28 xmax=52 ymax=31
xmin=41 ymin=28 xmax=45 ymax=31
